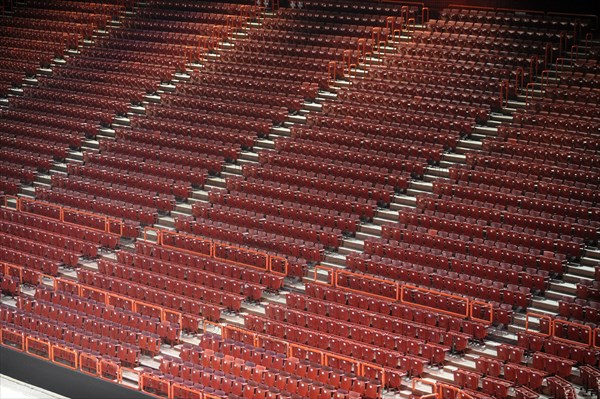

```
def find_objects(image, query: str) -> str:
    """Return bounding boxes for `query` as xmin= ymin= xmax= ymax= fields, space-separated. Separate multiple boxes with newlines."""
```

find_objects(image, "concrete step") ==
xmin=548 ymin=280 xmax=578 ymax=296
xmin=342 ymin=237 xmax=364 ymax=251
xmin=389 ymin=195 xmax=416 ymax=210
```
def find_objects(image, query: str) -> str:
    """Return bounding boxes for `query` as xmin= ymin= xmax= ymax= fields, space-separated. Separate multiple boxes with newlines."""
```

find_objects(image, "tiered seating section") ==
xmin=0 ymin=0 xmax=124 ymax=196
xmin=1 ymin=1 xmax=599 ymax=399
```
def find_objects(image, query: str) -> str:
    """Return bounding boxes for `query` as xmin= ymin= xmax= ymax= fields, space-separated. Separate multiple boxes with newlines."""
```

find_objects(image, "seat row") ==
xmin=115 ymin=250 xmax=265 ymax=301
xmin=36 ymin=186 xmax=157 ymax=228
xmin=286 ymin=292 xmax=469 ymax=352
xmin=361 ymin=240 xmax=547 ymax=293
xmin=156 ymin=92 xmax=289 ymax=125
xmin=206 ymin=189 xmax=360 ymax=235
xmin=228 ymin=176 xmax=378 ymax=219
xmin=482 ymin=136 xmax=599 ymax=170
xmin=175 ymin=216 xmax=322 ymax=265
xmin=380 ymin=225 xmax=564 ymax=274
xmin=397 ymin=209 xmax=582 ymax=258
xmin=517 ymin=332 xmax=599 ymax=366
xmin=192 ymin=203 xmax=343 ymax=248
xmin=259 ymin=151 xmax=412 ymax=190
xmin=449 ymin=165 xmax=599 ymax=205
xmin=77 ymin=268 xmax=219 ymax=328
xmin=85 ymin=152 xmax=208 ymax=187
xmin=291 ymin=123 xmax=457 ymax=152
xmin=245 ymin=314 xmax=428 ymax=378
xmin=422 ymin=192 xmax=595 ymax=244
xmin=242 ymin=164 xmax=394 ymax=204
xmin=191 ymin=332 xmax=378 ymax=396
xmin=439 ymin=183 xmax=596 ymax=230
xmin=0 ymin=207 xmax=119 ymax=249
xmin=305 ymin=282 xmax=488 ymax=341
xmin=134 ymin=241 xmax=284 ymax=291
xmin=97 ymin=259 xmax=244 ymax=311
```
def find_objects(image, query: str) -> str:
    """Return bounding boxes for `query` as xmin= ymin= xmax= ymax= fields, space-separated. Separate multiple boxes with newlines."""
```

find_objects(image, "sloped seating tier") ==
xmin=0 ymin=134 xmax=68 ymax=160
xmin=0 ymin=243 xmax=59 ymax=283
xmin=67 ymin=57 xmax=177 ymax=81
xmin=307 ymin=110 xmax=471 ymax=139
xmin=53 ymin=66 xmax=161 ymax=93
xmin=145 ymin=0 xmax=252 ymax=14
xmin=1 ymin=303 xmax=134 ymax=368
xmin=258 ymin=151 xmax=411 ymax=191
xmin=304 ymin=282 xmax=488 ymax=341
xmin=77 ymin=47 xmax=186 ymax=70
xmin=140 ymin=106 xmax=272 ymax=139
xmin=0 ymin=149 xmax=53 ymax=173
xmin=109 ymin=29 xmax=226 ymax=49
xmin=428 ymin=19 xmax=569 ymax=42
xmin=114 ymin=131 xmax=238 ymax=165
xmin=0 ymin=56 xmax=43 ymax=77
xmin=23 ymin=86 xmax=129 ymax=116
xmin=393 ymin=41 xmax=545 ymax=74
xmin=77 ymin=268 xmax=222 ymax=327
xmin=277 ymin=8 xmax=400 ymax=28
xmin=207 ymin=189 xmax=360 ymax=235
xmin=367 ymin=67 xmax=515 ymax=102
xmin=454 ymin=159 xmax=600 ymax=217
xmin=360 ymin=237 xmax=548 ymax=294
xmin=247 ymin=29 xmax=375 ymax=52
xmin=20 ymin=293 xmax=163 ymax=360
xmin=448 ymin=164 xmax=599 ymax=206
xmin=216 ymin=47 xmax=346 ymax=81
xmin=266 ymin=303 xmax=450 ymax=365
xmin=416 ymin=196 xmax=596 ymax=244
xmin=135 ymin=241 xmax=284 ymax=291
xmin=286 ymin=292 xmax=470 ymax=352
xmin=350 ymin=75 xmax=504 ymax=110
xmin=137 ymin=8 xmax=244 ymax=24
xmin=0 ymin=207 xmax=119 ymax=249
xmin=512 ymin=110 xmax=600 ymax=135
xmin=498 ymin=122 xmax=600 ymax=154
xmin=412 ymin=29 xmax=568 ymax=54
xmin=544 ymin=86 xmax=600 ymax=105
xmin=397 ymin=209 xmax=582 ymax=259
xmin=527 ymin=99 xmax=600 ymax=120
xmin=382 ymin=52 xmax=524 ymax=84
